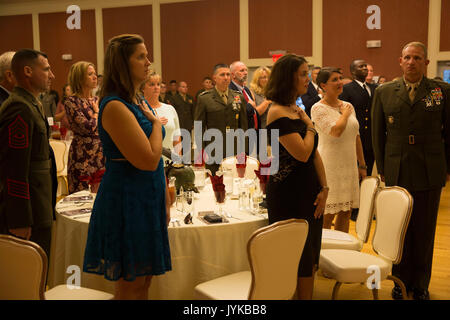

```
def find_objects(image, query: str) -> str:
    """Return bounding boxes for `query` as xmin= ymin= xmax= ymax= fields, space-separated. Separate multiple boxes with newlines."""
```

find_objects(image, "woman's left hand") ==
xmin=358 ymin=168 xmax=367 ymax=180
xmin=313 ymin=189 xmax=328 ymax=219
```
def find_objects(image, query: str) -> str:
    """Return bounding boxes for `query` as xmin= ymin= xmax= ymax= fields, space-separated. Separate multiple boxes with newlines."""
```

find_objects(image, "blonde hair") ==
xmin=68 ymin=61 xmax=95 ymax=96
xmin=140 ymin=72 xmax=160 ymax=93
xmin=250 ymin=66 xmax=271 ymax=96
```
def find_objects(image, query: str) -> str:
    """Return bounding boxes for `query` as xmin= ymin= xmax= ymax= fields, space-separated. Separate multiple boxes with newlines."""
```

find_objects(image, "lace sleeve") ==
xmin=311 ymin=103 xmax=336 ymax=135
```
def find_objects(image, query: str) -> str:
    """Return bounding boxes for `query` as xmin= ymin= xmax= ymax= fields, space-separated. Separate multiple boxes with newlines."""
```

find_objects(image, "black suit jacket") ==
xmin=339 ymin=80 xmax=378 ymax=151
xmin=301 ymin=82 xmax=321 ymax=117
xmin=229 ymin=82 xmax=261 ymax=130
xmin=0 ymin=87 xmax=10 ymax=107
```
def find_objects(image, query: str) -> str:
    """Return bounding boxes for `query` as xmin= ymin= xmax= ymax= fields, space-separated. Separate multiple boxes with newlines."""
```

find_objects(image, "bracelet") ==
xmin=306 ymin=127 xmax=317 ymax=135
xmin=358 ymin=164 xmax=368 ymax=170
xmin=321 ymin=186 xmax=329 ymax=191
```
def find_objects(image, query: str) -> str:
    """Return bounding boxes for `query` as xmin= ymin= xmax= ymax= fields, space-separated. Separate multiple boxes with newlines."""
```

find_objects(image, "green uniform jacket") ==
xmin=371 ymin=77 xmax=450 ymax=191
xmin=194 ymin=88 xmax=248 ymax=159
xmin=0 ymin=87 xmax=56 ymax=230
xmin=171 ymin=92 xmax=194 ymax=132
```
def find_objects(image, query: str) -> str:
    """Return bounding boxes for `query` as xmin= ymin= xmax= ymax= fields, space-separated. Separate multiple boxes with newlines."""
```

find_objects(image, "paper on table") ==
xmin=60 ymin=208 xmax=92 ymax=217
xmin=322 ymin=229 xmax=354 ymax=242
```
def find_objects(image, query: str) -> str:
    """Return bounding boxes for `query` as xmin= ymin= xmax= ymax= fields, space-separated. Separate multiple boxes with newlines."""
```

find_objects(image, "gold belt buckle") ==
xmin=409 ymin=135 xmax=415 ymax=145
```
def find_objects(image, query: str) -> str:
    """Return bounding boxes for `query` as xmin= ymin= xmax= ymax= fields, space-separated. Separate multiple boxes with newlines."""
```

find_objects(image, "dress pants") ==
xmin=392 ymin=188 xmax=441 ymax=291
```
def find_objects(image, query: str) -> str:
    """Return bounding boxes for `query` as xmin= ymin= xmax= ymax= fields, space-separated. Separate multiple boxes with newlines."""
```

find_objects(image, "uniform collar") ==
xmin=403 ymin=76 xmax=423 ymax=90
xmin=215 ymin=86 xmax=229 ymax=97
xmin=13 ymin=86 xmax=40 ymax=104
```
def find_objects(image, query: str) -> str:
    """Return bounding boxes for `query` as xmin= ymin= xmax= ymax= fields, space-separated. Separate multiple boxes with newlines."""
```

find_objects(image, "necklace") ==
xmin=323 ymin=98 xmax=342 ymax=109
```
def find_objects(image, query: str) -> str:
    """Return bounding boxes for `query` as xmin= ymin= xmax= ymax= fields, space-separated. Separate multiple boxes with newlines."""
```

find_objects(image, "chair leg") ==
xmin=372 ymin=288 xmax=379 ymax=300
xmin=331 ymin=282 xmax=342 ymax=300
xmin=387 ymin=275 xmax=408 ymax=300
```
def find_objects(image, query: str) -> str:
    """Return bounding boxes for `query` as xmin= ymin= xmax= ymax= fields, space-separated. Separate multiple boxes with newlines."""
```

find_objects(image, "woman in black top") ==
xmin=265 ymin=54 xmax=328 ymax=300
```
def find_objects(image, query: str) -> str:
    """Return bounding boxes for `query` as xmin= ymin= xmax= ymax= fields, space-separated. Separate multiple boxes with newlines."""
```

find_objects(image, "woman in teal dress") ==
xmin=83 ymin=34 xmax=171 ymax=300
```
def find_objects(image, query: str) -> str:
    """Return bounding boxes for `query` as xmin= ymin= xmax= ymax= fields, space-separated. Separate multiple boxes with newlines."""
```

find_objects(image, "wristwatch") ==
xmin=358 ymin=164 xmax=368 ymax=170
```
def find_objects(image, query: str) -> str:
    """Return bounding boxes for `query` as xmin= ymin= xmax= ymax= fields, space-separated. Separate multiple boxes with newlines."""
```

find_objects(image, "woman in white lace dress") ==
xmin=311 ymin=67 xmax=367 ymax=232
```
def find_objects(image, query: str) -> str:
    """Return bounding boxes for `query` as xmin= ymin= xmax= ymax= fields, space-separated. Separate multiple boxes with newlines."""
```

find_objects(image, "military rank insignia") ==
xmin=8 ymin=115 xmax=29 ymax=149
xmin=388 ymin=116 xmax=394 ymax=124
xmin=423 ymin=87 xmax=443 ymax=108
xmin=431 ymin=88 xmax=443 ymax=105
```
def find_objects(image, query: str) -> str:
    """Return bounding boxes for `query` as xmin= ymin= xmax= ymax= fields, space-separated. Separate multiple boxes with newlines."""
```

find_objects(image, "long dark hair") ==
xmin=101 ymin=34 xmax=145 ymax=104
xmin=265 ymin=54 xmax=307 ymax=106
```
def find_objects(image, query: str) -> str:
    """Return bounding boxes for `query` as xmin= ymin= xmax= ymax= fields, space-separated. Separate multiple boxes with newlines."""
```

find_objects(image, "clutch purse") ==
xmin=203 ymin=213 xmax=223 ymax=223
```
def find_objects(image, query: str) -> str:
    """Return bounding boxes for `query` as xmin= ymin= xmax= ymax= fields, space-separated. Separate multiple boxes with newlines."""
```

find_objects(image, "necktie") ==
xmin=242 ymin=89 xmax=258 ymax=129
xmin=222 ymin=94 xmax=227 ymax=104
xmin=363 ymin=83 xmax=371 ymax=97
xmin=408 ymin=85 xmax=416 ymax=102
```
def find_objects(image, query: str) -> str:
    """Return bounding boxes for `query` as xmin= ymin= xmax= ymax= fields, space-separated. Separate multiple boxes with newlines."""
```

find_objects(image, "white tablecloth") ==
xmin=48 ymin=184 xmax=268 ymax=299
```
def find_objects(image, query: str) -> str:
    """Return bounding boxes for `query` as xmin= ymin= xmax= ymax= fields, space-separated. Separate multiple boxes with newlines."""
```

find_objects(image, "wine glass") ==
xmin=183 ymin=190 xmax=194 ymax=216
xmin=214 ymin=188 xmax=226 ymax=217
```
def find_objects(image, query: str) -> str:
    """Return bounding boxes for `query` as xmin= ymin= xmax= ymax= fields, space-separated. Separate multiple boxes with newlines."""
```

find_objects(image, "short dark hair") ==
xmin=203 ymin=76 xmax=212 ymax=81
xmin=11 ymin=49 xmax=48 ymax=78
xmin=265 ymin=54 xmax=308 ymax=106
xmin=312 ymin=66 xmax=321 ymax=71
xmin=213 ymin=63 xmax=229 ymax=75
xmin=349 ymin=59 xmax=365 ymax=73
xmin=169 ymin=80 xmax=177 ymax=84
xmin=316 ymin=67 xmax=342 ymax=90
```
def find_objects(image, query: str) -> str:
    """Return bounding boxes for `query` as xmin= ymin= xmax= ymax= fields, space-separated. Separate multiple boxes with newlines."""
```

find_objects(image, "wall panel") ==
xmin=0 ymin=14 xmax=33 ymax=54
xmin=160 ymin=0 xmax=240 ymax=94
xmin=440 ymin=0 xmax=450 ymax=52
xmin=103 ymin=5 xmax=154 ymax=62
xmin=323 ymin=0 xmax=428 ymax=80
xmin=249 ymin=0 xmax=313 ymax=59
xmin=39 ymin=10 xmax=97 ymax=94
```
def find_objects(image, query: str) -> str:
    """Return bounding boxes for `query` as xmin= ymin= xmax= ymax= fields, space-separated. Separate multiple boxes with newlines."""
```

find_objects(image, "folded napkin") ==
xmin=80 ymin=169 xmax=105 ymax=185
xmin=208 ymin=173 xmax=225 ymax=192
xmin=254 ymin=158 xmax=272 ymax=194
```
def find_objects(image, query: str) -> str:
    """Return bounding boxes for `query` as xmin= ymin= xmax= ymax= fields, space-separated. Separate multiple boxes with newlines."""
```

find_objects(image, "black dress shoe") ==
xmin=391 ymin=284 xmax=412 ymax=300
xmin=391 ymin=284 xmax=404 ymax=300
xmin=413 ymin=288 xmax=430 ymax=300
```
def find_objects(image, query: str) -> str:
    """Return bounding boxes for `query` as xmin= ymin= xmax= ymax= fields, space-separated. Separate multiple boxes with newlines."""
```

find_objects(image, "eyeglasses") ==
xmin=184 ymin=213 xmax=193 ymax=225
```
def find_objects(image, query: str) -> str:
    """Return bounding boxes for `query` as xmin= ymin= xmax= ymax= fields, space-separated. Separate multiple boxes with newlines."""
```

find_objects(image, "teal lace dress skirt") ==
xmin=83 ymin=96 xmax=171 ymax=281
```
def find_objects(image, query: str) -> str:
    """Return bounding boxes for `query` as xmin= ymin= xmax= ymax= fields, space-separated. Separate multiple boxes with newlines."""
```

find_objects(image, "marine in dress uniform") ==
xmin=194 ymin=86 xmax=248 ymax=174
xmin=171 ymin=91 xmax=194 ymax=132
xmin=372 ymin=42 xmax=450 ymax=300
xmin=0 ymin=50 xmax=57 ymax=262
xmin=0 ymin=87 xmax=57 ymax=260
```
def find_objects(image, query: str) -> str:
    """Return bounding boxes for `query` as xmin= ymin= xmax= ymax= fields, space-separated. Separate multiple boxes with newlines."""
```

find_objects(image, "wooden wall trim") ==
xmin=428 ymin=0 xmax=442 ymax=78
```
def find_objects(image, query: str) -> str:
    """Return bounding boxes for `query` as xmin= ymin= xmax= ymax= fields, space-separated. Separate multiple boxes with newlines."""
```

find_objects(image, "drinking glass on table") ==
xmin=183 ymin=190 xmax=194 ymax=215
xmin=214 ymin=188 xmax=226 ymax=217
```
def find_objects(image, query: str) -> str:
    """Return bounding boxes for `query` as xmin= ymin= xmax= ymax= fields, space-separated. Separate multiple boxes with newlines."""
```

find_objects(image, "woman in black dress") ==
xmin=265 ymin=54 xmax=328 ymax=300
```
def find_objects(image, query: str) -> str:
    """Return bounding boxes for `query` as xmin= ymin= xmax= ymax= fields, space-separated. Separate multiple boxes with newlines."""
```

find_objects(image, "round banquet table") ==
xmin=48 ymin=182 xmax=269 ymax=299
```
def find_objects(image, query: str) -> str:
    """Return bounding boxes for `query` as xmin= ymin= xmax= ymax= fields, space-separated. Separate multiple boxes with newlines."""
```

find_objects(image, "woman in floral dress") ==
xmin=65 ymin=61 xmax=105 ymax=193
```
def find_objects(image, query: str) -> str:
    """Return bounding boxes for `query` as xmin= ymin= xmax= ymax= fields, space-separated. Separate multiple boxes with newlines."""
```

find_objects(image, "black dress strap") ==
xmin=266 ymin=117 xmax=305 ymax=137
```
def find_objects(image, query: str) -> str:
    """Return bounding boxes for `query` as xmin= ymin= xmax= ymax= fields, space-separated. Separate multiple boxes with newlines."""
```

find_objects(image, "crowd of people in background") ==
xmin=0 ymin=38 xmax=449 ymax=301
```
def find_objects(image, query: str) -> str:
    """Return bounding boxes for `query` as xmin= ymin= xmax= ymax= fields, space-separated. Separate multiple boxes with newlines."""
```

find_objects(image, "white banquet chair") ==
xmin=319 ymin=187 xmax=413 ymax=300
xmin=0 ymin=235 xmax=113 ymax=300
xmin=194 ymin=218 xmax=308 ymax=300
xmin=220 ymin=155 xmax=259 ymax=179
xmin=321 ymin=176 xmax=380 ymax=251
xmin=49 ymin=139 xmax=68 ymax=196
